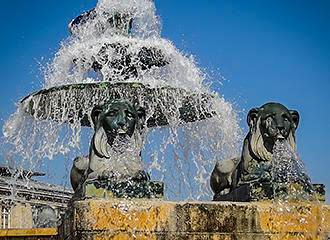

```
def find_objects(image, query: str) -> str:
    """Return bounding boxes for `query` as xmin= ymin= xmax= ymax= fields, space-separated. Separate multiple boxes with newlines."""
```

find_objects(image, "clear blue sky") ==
xmin=0 ymin=1 xmax=329 ymax=202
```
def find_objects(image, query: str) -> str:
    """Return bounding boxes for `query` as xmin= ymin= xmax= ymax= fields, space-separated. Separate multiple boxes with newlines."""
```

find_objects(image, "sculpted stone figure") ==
xmin=70 ymin=99 xmax=148 ymax=192
xmin=70 ymin=156 xmax=89 ymax=192
xmin=91 ymin=43 xmax=169 ymax=80
xmin=69 ymin=8 xmax=169 ymax=81
xmin=211 ymin=102 xmax=299 ymax=200
xmin=68 ymin=8 xmax=133 ymax=36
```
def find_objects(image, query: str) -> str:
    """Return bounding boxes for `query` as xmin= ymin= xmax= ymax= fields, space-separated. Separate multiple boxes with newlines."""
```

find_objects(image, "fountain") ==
xmin=3 ymin=0 xmax=240 ymax=202
xmin=1 ymin=0 xmax=329 ymax=239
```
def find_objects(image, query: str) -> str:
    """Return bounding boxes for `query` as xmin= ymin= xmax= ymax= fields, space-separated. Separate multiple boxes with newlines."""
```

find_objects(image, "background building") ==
xmin=0 ymin=165 xmax=73 ymax=228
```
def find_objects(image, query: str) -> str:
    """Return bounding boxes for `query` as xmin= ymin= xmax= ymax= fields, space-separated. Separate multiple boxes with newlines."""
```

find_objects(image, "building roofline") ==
xmin=0 ymin=165 xmax=45 ymax=179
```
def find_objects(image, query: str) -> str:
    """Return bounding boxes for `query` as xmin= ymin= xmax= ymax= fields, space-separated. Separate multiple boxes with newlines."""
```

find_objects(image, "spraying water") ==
xmin=270 ymin=140 xmax=323 ymax=239
xmin=2 ymin=0 xmax=241 ymax=200
xmin=272 ymin=140 xmax=314 ymax=201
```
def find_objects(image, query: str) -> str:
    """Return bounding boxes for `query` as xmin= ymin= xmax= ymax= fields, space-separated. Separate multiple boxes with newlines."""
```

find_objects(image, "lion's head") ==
xmin=91 ymin=99 xmax=146 ymax=159
xmin=246 ymin=102 xmax=299 ymax=162
xmin=71 ymin=99 xmax=147 ymax=190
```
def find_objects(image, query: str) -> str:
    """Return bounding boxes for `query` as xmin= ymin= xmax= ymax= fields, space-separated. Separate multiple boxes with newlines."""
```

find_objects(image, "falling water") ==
xmin=2 ymin=0 xmax=242 ymax=200
xmin=272 ymin=140 xmax=314 ymax=201
xmin=270 ymin=140 xmax=325 ymax=239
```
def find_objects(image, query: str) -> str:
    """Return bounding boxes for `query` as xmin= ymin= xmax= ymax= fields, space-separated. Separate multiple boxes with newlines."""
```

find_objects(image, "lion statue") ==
xmin=210 ymin=102 xmax=299 ymax=197
xmin=70 ymin=99 xmax=148 ymax=192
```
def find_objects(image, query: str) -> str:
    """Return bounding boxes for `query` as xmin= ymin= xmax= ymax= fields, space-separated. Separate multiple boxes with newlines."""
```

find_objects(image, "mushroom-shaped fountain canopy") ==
xmin=20 ymin=82 xmax=216 ymax=128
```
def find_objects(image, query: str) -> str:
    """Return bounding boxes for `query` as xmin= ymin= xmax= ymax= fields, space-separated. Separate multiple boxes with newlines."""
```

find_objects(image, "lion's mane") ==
xmin=247 ymin=118 xmax=297 ymax=163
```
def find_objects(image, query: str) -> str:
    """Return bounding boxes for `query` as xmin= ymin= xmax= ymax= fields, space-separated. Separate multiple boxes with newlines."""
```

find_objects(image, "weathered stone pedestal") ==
xmin=59 ymin=199 xmax=330 ymax=240
xmin=214 ymin=182 xmax=326 ymax=203
xmin=83 ymin=179 xmax=164 ymax=199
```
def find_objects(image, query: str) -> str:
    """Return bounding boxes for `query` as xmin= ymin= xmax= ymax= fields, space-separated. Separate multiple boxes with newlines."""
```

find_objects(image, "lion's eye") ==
xmin=264 ymin=116 xmax=273 ymax=127
xmin=108 ymin=111 xmax=116 ymax=116
xmin=282 ymin=115 xmax=290 ymax=122
xmin=266 ymin=116 xmax=273 ymax=122
xmin=126 ymin=112 xmax=133 ymax=118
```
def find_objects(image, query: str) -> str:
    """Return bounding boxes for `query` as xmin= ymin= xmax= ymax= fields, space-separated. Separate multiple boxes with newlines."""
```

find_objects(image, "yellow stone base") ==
xmin=59 ymin=199 xmax=330 ymax=240
xmin=0 ymin=228 xmax=57 ymax=239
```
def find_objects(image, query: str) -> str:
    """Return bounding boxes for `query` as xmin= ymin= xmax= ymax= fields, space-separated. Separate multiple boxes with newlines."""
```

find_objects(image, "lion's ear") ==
xmin=136 ymin=107 xmax=146 ymax=128
xmin=91 ymin=105 xmax=103 ymax=128
xmin=247 ymin=108 xmax=259 ymax=129
xmin=132 ymin=101 xmax=146 ymax=123
xmin=290 ymin=110 xmax=299 ymax=129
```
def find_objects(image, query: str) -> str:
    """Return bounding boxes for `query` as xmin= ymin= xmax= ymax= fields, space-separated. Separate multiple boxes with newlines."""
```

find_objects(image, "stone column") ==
xmin=10 ymin=202 xmax=33 ymax=228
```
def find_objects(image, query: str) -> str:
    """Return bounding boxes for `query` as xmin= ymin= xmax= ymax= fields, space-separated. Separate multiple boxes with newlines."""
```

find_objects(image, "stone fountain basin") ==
xmin=20 ymin=82 xmax=216 ymax=128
